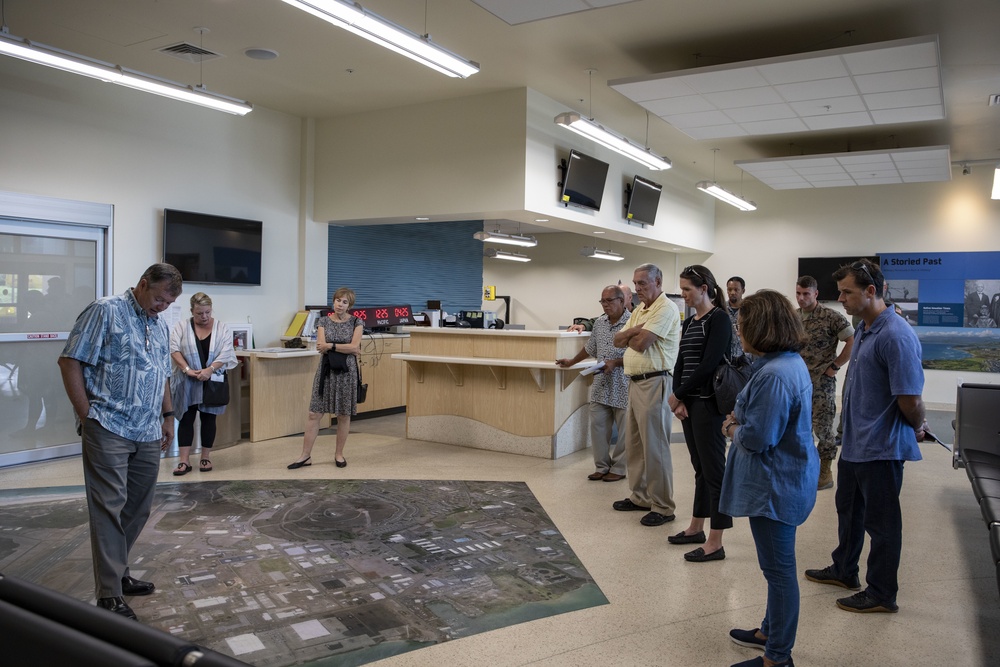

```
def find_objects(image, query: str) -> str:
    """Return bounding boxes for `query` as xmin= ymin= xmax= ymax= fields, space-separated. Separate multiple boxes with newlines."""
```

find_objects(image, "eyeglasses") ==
xmin=852 ymin=261 xmax=876 ymax=286
xmin=682 ymin=265 xmax=703 ymax=281
xmin=598 ymin=297 xmax=623 ymax=304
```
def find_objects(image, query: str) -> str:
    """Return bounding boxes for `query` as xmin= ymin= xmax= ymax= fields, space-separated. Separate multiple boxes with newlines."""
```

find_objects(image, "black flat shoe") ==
xmin=668 ymin=530 xmax=707 ymax=545
xmin=335 ymin=457 xmax=347 ymax=468
xmin=121 ymin=575 xmax=155 ymax=596
xmin=684 ymin=546 xmax=726 ymax=562
xmin=287 ymin=457 xmax=312 ymax=470
xmin=96 ymin=596 xmax=137 ymax=620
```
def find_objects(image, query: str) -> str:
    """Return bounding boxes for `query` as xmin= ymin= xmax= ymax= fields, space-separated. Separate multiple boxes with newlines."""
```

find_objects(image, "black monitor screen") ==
xmin=625 ymin=175 xmax=662 ymax=225
xmin=560 ymin=150 xmax=609 ymax=211
xmin=797 ymin=255 xmax=879 ymax=301
xmin=164 ymin=209 xmax=263 ymax=286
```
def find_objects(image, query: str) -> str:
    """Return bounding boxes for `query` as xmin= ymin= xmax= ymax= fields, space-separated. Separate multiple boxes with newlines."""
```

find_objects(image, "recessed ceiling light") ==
xmin=244 ymin=48 xmax=279 ymax=60
xmin=593 ymin=231 xmax=605 ymax=234
xmin=415 ymin=217 xmax=430 ymax=221
xmin=534 ymin=218 xmax=548 ymax=223
xmin=637 ymin=240 xmax=648 ymax=244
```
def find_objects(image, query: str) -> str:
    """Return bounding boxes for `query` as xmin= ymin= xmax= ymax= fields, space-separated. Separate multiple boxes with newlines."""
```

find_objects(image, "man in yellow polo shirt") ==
xmin=612 ymin=263 xmax=682 ymax=526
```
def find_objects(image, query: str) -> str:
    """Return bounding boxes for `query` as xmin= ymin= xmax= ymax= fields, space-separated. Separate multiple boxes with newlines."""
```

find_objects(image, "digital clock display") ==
xmin=350 ymin=304 xmax=414 ymax=329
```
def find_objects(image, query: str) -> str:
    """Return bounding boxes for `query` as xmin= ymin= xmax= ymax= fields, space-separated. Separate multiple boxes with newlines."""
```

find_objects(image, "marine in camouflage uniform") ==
xmin=796 ymin=276 xmax=855 ymax=489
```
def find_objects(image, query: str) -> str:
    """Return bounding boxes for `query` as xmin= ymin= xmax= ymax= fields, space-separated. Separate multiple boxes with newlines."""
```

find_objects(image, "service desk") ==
xmin=237 ymin=334 xmax=409 ymax=442
xmin=393 ymin=328 xmax=593 ymax=459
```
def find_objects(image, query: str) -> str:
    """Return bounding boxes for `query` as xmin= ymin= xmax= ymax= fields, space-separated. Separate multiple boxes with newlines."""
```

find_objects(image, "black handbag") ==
xmin=356 ymin=362 xmax=368 ymax=404
xmin=202 ymin=372 xmax=230 ymax=407
xmin=712 ymin=353 xmax=754 ymax=415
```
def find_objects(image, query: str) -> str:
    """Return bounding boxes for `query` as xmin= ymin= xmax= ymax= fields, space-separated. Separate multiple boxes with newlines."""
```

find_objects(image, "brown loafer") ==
xmin=587 ymin=471 xmax=606 ymax=480
xmin=602 ymin=473 xmax=625 ymax=482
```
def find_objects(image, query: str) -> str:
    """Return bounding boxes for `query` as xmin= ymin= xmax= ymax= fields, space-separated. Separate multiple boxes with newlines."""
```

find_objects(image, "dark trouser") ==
xmin=681 ymin=397 xmax=732 ymax=530
xmin=831 ymin=458 xmax=905 ymax=604
xmin=80 ymin=418 xmax=160 ymax=598
xmin=178 ymin=407 xmax=217 ymax=450
xmin=751 ymin=517 xmax=799 ymax=663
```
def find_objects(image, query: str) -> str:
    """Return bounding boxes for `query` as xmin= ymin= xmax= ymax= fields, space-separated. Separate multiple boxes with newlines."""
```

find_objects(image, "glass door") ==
xmin=0 ymin=192 xmax=110 ymax=467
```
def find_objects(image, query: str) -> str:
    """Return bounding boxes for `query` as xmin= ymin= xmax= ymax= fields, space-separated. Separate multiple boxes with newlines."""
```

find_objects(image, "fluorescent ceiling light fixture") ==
xmin=484 ymin=248 xmax=530 ymax=262
xmin=580 ymin=247 xmax=625 ymax=261
xmin=473 ymin=230 xmax=537 ymax=247
xmin=281 ymin=0 xmax=479 ymax=78
xmin=993 ymin=165 xmax=1000 ymax=200
xmin=696 ymin=181 xmax=757 ymax=211
xmin=554 ymin=112 xmax=672 ymax=171
xmin=0 ymin=32 xmax=252 ymax=115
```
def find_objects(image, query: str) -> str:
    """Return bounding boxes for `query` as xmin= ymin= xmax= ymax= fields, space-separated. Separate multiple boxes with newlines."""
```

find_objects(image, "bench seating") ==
xmin=952 ymin=383 xmax=1000 ymax=599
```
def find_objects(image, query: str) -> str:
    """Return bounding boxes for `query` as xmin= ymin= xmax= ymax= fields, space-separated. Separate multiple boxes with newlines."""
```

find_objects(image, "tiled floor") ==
xmin=1 ymin=412 xmax=997 ymax=667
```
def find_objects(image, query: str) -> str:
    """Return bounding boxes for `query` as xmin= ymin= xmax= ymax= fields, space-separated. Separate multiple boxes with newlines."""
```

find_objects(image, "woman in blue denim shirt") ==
xmin=720 ymin=290 xmax=819 ymax=667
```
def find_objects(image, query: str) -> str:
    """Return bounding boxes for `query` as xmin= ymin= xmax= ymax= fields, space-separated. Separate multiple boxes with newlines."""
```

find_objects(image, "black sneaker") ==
xmin=639 ymin=511 xmax=675 ymax=526
xmin=729 ymin=627 xmax=766 ymax=650
xmin=836 ymin=590 xmax=898 ymax=613
xmin=804 ymin=565 xmax=861 ymax=590
xmin=612 ymin=498 xmax=651 ymax=512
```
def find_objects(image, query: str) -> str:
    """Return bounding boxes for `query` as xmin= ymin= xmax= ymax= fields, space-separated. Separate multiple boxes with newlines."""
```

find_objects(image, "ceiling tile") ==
xmin=735 ymin=145 xmax=951 ymax=190
xmin=776 ymin=78 xmax=858 ymax=102
xmin=641 ymin=95 xmax=717 ymax=115
xmin=666 ymin=110 xmax=735 ymax=128
xmin=609 ymin=35 xmax=942 ymax=140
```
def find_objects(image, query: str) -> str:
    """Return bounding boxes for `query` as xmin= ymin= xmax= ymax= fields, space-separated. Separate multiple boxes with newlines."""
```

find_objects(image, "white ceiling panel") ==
xmin=736 ymin=145 xmax=952 ymax=189
xmin=802 ymin=112 xmax=873 ymax=130
xmin=609 ymin=35 xmax=943 ymax=139
xmin=757 ymin=56 xmax=849 ymax=84
xmin=642 ymin=95 xmax=717 ymax=115
xmin=776 ymin=78 xmax=858 ymax=102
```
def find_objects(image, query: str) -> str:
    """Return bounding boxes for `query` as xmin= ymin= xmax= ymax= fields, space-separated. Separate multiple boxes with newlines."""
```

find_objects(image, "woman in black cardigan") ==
xmin=667 ymin=265 xmax=734 ymax=562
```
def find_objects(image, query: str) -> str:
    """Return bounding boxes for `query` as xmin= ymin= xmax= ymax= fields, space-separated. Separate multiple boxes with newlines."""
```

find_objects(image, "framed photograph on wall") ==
xmin=230 ymin=323 xmax=254 ymax=351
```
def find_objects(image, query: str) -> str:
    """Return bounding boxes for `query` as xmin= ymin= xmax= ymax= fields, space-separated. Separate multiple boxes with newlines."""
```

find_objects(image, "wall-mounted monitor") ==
xmin=560 ymin=149 xmax=609 ymax=211
xmin=625 ymin=175 xmax=662 ymax=225
xmin=163 ymin=209 xmax=263 ymax=286
xmin=797 ymin=255 xmax=879 ymax=301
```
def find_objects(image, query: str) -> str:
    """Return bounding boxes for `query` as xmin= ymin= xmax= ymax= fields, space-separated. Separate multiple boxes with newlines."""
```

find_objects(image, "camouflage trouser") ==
xmin=811 ymin=374 xmax=838 ymax=461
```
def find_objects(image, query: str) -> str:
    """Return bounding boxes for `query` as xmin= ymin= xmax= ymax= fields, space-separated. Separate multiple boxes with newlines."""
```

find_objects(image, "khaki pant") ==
xmin=622 ymin=374 xmax=675 ymax=516
xmin=589 ymin=401 xmax=626 ymax=475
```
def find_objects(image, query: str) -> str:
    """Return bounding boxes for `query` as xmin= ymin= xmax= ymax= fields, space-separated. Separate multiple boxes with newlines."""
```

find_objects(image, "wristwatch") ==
xmin=162 ymin=411 xmax=175 ymax=419
xmin=829 ymin=362 xmax=841 ymax=371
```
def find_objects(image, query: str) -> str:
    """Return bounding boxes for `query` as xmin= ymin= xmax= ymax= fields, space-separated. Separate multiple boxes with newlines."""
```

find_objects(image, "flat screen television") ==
xmin=560 ymin=149 xmax=609 ymax=211
xmin=625 ymin=175 xmax=662 ymax=225
xmin=797 ymin=255 xmax=879 ymax=301
xmin=163 ymin=209 xmax=263 ymax=286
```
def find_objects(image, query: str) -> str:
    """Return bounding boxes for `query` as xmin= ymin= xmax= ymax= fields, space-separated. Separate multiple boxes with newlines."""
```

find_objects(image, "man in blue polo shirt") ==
xmin=804 ymin=258 xmax=928 ymax=613
xmin=59 ymin=263 xmax=182 ymax=620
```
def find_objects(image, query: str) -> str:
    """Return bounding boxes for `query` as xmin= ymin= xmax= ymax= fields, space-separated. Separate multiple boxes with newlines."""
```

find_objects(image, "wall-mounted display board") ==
xmin=880 ymin=251 xmax=1000 ymax=372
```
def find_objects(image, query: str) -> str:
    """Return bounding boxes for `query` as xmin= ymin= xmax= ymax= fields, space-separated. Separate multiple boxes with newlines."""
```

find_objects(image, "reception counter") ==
xmin=237 ymin=334 xmax=409 ymax=442
xmin=393 ymin=328 xmax=593 ymax=459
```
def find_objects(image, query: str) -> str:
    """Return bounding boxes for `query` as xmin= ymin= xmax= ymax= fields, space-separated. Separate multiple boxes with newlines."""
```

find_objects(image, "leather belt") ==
xmin=628 ymin=370 xmax=671 ymax=381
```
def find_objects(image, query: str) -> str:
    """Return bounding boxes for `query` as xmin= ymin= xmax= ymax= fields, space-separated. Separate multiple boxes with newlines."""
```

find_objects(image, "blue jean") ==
xmin=750 ymin=516 xmax=799 ymax=663
xmin=831 ymin=458 xmax=904 ymax=604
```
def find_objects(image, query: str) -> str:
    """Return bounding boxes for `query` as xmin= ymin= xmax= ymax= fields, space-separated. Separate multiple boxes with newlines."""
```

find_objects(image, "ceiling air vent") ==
xmin=158 ymin=42 xmax=222 ymax=64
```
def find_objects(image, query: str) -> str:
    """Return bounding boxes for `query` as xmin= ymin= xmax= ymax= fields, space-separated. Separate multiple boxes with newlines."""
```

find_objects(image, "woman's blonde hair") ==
xmin=332 ymin=287 xmax=356 ymax=307
xmin=190 ymin=292 xmax=212 ymax=308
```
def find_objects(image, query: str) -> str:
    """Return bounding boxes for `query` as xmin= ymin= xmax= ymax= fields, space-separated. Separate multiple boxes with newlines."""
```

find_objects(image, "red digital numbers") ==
xmin=375 ymin=308 xmax=389 ymax=319
xmin=353 ymin=309 xmax=367 ymax=320
xmin=395 ymin=307 xmax=409 ymax=317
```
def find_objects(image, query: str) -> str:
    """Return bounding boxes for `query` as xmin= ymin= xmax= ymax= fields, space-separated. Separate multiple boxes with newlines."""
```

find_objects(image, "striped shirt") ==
xmin=60 ymin=289 xmax=171 ymax=441
xmin=678 ymin=314 xmax=711 ymax=398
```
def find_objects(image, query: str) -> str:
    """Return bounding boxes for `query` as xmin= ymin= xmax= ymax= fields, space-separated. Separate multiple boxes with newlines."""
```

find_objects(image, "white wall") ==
xmin=0 ymin=57 xmax=319 ymax=347
xmin=708 ymin=169 xmax=1000 ymax=407
xmin=481 ymin=233 xmax=683 ymax=330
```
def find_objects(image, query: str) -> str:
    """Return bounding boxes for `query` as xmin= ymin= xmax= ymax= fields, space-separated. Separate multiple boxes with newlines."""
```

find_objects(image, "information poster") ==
xmin=880 ymin=252 xmax=1000 ymax=372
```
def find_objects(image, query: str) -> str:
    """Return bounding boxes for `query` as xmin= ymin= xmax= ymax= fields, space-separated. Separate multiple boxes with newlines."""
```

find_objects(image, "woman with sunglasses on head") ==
xmin=666 ymin=264 xmax=733 ymax=562
xmin=721 ymin=290 xmax=817 ymax=667
xmin=288 ymin=287 xmax=363 ymax=470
